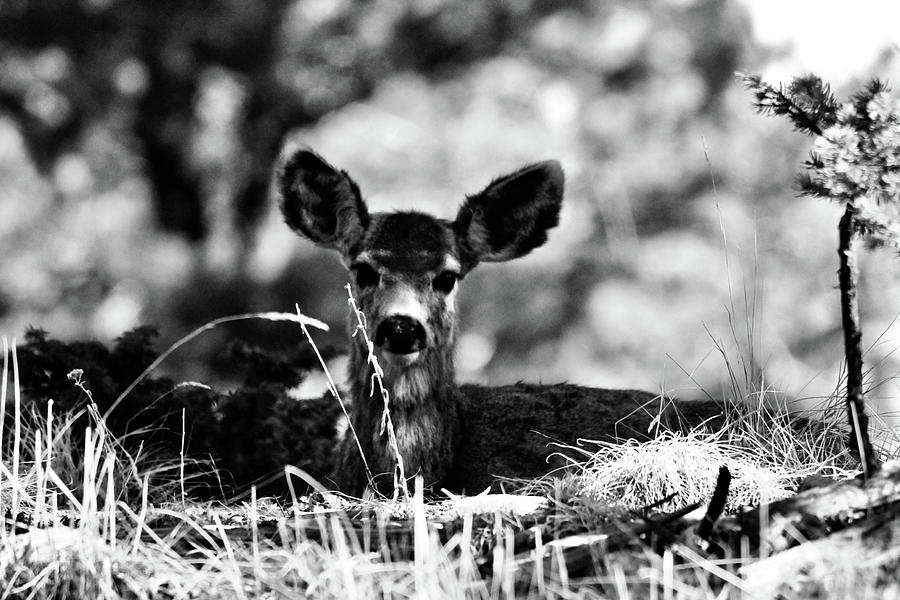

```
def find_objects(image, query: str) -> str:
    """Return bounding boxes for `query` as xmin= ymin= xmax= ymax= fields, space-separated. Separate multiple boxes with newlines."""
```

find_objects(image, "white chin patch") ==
xmin=379 ymin=349 xmax=421 ymax=367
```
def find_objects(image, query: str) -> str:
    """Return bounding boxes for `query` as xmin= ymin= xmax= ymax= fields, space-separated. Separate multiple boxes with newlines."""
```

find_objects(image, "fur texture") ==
xmin=447 ymin=383 xmax=723 ymax=493
xmin=336 ymin=337 xmax=459 ymax=496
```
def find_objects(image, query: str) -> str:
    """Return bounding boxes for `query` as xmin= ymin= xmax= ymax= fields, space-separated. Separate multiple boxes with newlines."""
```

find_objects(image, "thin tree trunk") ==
xmin=837 ymin=204 xmax=879 ymax=478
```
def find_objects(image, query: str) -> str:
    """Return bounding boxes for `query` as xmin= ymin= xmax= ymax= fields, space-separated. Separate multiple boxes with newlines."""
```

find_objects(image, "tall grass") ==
xmin=0 ymin=285 xmax=885 ymax=599
xmin=1 ymin=315 xmax=762 ymax=599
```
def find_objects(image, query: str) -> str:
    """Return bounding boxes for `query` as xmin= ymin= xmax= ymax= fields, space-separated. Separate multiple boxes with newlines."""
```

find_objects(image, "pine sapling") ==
xmin=742 ymin=73 xmax=900 ymax=479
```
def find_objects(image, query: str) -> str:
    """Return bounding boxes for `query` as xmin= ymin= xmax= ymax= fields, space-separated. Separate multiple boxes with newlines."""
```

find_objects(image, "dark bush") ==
xmin=10 ymin=326 xmax=345 ymax=498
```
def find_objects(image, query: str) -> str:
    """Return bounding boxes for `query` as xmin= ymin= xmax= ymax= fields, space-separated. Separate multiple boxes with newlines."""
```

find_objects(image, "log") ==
xmin=741 ymin=508 xmax=900 ymax=599
xmin=737 ymin=460 xmax=900 ymax=554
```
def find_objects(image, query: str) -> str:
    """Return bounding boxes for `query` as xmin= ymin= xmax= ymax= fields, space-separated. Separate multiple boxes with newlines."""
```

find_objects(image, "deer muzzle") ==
xmin=375 ymin=315 xmax=428 ymax=357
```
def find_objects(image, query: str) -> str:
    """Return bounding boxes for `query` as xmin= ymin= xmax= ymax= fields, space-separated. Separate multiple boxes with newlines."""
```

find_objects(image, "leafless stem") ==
xmin=838 ymin=204 xmax=879 ymax=478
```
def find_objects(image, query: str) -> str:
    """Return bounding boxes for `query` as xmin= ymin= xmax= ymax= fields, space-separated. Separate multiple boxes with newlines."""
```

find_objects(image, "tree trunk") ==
xmin=837 ymin=204 xmax=879 ymax=478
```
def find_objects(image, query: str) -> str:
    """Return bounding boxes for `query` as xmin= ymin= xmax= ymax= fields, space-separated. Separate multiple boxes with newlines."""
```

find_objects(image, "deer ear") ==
xmin=277 ymin=148 xmax=369 ymax=256
xmin=454 ymin=161 xmax=564 ymax=269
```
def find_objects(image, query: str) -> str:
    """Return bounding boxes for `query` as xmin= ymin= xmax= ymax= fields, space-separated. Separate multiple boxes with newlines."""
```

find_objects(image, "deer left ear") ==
xmin=453 ymin=160 xmax=564 ymax=269
xmin=277 ymin=147 xmax=370 ymax=257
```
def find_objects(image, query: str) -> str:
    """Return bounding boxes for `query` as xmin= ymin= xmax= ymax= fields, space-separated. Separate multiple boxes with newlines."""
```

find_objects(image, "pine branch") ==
xmin=797 ymin=173 xmax=831 ymax=199
xmin=851 ymin=79 xmax=890 ymax=113
xmin=846 ymin=79 xmax=888 ymax=134
xmin=856 ymin=203 xmax=900 ymax=248
xmin=739 ymin=73 xmax=838 ymax=136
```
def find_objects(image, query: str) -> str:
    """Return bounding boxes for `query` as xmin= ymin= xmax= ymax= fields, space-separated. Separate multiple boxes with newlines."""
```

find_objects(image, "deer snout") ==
xmin=375 ymin=316 xmax=427 ymax=355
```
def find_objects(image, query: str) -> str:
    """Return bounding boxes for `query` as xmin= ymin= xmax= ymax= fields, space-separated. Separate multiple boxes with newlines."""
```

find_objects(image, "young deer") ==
xmin=278 ymin=147 xmax=722 ymax=497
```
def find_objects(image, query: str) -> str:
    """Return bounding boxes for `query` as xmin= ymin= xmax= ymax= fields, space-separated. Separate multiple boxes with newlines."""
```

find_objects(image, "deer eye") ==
xmin=432 ymin=271 xmax=458 ymax=294
xmin=352 ymin=264 xmax=380 ymax=288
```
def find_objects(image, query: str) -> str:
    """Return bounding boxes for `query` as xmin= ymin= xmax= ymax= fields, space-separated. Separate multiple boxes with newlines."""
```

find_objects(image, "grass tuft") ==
xmin=562 ymin=430 xmax=797 ymax=513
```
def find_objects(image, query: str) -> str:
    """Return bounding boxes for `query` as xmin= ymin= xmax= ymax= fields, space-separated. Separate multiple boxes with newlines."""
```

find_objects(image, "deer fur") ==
xmin=278 ymin=147 xmax=722 ymax=497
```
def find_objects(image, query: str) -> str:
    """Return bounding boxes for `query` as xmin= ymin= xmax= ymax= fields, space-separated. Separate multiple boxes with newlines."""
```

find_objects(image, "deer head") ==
xmin=277 ymin=147 xmax=564 ymax=394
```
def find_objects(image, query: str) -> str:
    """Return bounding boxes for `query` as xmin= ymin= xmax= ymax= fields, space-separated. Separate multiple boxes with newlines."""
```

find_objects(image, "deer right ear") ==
xmin=454 ymin=160 xmax=564 ymax=270
xmin=277 ymin=148 xmax=369 ymax=255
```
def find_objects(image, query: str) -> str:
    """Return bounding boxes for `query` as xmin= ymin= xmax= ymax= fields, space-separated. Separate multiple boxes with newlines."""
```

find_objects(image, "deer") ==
xmin=277 ymin=147 xmax=723 ymax=497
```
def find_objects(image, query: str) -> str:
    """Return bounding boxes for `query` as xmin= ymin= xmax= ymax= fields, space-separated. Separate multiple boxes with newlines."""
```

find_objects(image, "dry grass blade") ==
xmin=11 ymin=339 xmax=22 ymax=526
xmin=296 ymin=302 xmax=374 ymax=489
xmin=346 ymin=283 xmax=409 ymax=501
xmin=105 ymin=310 xmax=328 ymax=419
xmin=0 ymin=336 xmax=7 ymax=529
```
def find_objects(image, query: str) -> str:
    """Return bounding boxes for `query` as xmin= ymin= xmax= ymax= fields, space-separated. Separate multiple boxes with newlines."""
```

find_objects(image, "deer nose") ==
xmin=375 ymin=316 xmax=427 ymax=355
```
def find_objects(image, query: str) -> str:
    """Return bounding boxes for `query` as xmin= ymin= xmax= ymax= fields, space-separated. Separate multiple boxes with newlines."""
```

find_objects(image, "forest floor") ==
xmin=2 ymin=320 xmax=899 ymax=599
xmin=4 ymin=402 xmax=898 ymax=600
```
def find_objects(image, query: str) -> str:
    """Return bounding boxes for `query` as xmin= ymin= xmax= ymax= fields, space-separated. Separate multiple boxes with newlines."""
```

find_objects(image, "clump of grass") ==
xmin=721 ymin=388 xmax=860 ymax=476
xmin=2 ymin=526 xmax=193 ymax=599
xmin=554 ymin=357 xmax=861 ymax=516
xmin=0 ymin=349 xmax=180 ymax=523
xmin=1 ymin=339 xmax=194 ymax=598
xmin=548 ymin=302 xmax=863 ymax=517
xmin=561 ymin=430 xmax=797 ymax=513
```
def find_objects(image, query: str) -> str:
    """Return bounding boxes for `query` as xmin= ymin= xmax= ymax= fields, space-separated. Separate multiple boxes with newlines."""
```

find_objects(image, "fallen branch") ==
xmin=737 ymin=460 xmax=900 ymax=554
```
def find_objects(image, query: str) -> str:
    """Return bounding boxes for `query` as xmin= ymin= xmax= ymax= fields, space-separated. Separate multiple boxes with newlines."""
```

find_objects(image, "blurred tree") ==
xmin=4 ymin=0 xmax=805 ymax=398
xmin=0 ymin=0 xmax=589 ymax=252
xmin=744 ymin=73 xmax=900 ymax=478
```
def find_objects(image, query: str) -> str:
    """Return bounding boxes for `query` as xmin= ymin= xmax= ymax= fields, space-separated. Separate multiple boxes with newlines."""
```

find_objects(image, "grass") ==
xmin=0 ymin=296 xmax=890 ymax=599
xmin=561 ymin=431 xmax=797 ymax=513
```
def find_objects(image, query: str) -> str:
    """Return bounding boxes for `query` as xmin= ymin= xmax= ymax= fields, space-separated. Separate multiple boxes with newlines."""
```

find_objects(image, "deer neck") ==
xmin=347 ymin=335 xmax=457 ymax=415
xmin=346 ymin=321 xmax=459 ymax=488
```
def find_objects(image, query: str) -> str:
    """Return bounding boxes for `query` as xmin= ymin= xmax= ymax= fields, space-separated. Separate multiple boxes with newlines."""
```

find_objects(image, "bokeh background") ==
xmin=1 ymin=0 xmax=899 ymax=418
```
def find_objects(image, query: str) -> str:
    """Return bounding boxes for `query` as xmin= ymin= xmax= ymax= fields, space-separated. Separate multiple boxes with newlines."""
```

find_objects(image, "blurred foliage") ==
xmin=0 ymin=0 xmax=588 ymax=240
xmin=0 ymin=0 xmax=899 ymax=416
xmin=12 ymin=327 xmax=343 ymax=495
